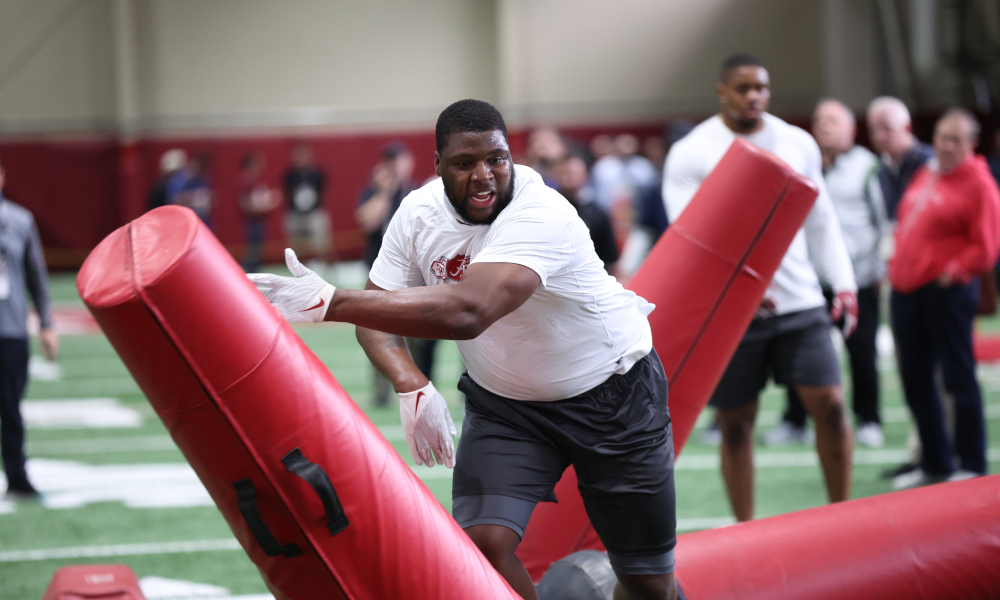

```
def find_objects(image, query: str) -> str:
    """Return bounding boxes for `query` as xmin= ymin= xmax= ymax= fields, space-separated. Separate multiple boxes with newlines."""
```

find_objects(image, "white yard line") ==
xmin=0 ymin=539 xmax=242 ymax=563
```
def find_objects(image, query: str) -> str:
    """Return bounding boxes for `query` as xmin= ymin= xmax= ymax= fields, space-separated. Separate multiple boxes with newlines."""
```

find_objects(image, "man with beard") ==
xmin=250 ymin=100 xmax=679 ymax=600
xmin=663 ymin=54 xmax=857 ymax=522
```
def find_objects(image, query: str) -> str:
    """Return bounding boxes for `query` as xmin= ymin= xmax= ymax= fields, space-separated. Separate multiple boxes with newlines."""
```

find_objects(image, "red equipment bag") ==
xmin=675 ymin=475 xmax=1000 ymax=599
xmin=516 ymin=138 xmax=820 ymax=581
xmin=42 ymin=564 xmax=146 ymax=600
xmin=77 ymin=206 xmax=520 ymax=600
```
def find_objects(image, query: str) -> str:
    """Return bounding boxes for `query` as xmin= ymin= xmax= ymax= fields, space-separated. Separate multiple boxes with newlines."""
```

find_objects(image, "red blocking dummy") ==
xmin=517 ymin=139 xmax=820 ymax=580
xmin=675 ymin=475 xmax=1000 ymax=599
xmin=42 ymin=564 xmax=146 ymax=600
xmin=77 ymin=206 xmax=521 ymax=600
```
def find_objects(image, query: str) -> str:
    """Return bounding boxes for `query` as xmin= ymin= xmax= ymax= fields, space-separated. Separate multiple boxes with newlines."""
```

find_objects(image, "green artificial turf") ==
xmin=1 ymin=272 xmax=999 ymax=598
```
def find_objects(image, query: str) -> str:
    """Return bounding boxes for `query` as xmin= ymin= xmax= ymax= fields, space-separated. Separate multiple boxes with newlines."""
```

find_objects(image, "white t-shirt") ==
xmin=663 ymin=113 xmax=856 ymax=316
xmin=369 ymin=165 xmax=654 ymax=401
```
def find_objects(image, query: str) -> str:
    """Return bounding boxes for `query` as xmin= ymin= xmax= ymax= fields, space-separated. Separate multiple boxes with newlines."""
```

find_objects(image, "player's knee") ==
xmin=464 ymin=524 xmax=520 ymax=567
xmin=719 ymin=418 xmax=754 ymax=447
xmin=615 ymin=572 xmax=676 ymax=600
xmin=810 ymin=389 xmax=847 ymax=430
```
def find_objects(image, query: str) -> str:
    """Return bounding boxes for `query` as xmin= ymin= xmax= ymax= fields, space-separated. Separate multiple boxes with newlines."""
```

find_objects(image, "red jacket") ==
xmin=890 ymin=155 xmax=1000 ymax=294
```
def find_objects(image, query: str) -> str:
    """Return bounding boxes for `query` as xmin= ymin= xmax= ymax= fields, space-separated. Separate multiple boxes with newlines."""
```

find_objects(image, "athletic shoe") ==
xmin=947 ymin=470 xmax=981 ymax=482
xmin=855 ymin=422 xmax=884 ymax=448
xmin=891 ymin=468 xmax=948 ymax=491
xmin=3 ymin=482 xmax=41 ymax=501
xmin=761 ymin=421 xmax=813 ymax=446
xmin=880 ymin=460 xmax=919 ymax=480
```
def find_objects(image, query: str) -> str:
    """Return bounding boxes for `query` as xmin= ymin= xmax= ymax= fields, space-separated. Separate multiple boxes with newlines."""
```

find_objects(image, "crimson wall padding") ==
xmin=76 ymin=206 xmax=521 ymax=600
xmin=675 ymin=475 xmax=1000 ymax=599
xmin=516 ymin=139 xmax=820 ymax=581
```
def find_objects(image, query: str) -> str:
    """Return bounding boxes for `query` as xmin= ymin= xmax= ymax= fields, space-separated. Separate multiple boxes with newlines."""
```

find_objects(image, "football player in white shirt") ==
xmin=252 ymin=100 xmax=679 ymax=600
xmin=662 ymin=54 xmax=857 ymax=523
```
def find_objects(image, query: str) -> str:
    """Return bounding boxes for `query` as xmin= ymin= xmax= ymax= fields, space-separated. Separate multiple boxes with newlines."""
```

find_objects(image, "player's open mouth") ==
xmin=469 ymin=191 xmax=496 ymax=209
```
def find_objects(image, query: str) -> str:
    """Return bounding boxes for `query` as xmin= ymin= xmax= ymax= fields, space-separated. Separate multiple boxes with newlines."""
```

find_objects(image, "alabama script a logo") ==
xmin=430 ymin=254 xmax=470 ymax=282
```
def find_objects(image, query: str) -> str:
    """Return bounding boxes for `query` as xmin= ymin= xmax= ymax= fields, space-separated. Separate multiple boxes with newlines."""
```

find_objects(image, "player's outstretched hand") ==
xmin=247 ymin=249 xmax=335 ymax=323
xmin=398 ymin=382 xmax=457 ymax=469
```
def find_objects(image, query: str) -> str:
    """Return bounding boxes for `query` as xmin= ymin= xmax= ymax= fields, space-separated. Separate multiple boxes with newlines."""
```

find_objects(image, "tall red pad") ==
xmin=76 ymin=206 xmax=520 ymax=600
xmin=517 ymin=139 xmax=820 ymax=581
xmin=675 ymin=475 xmax=1000 ymax=599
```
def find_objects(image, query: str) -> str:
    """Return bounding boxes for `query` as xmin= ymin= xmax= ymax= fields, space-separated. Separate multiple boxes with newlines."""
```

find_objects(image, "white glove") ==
xmin=399 ymin=382 xmax=457 ymax=468
xmin=247 ymin=249 xmax=335 ymax=323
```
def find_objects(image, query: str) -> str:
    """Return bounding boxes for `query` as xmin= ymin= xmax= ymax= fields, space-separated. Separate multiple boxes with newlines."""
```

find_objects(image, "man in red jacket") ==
xmin=890 ymin=108 xmax=1000 ymax=489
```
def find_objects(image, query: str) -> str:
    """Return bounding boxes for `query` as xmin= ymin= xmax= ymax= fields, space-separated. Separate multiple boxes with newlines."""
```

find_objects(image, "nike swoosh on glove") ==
xmin=399 ymin=381 xmax=457 ymax=468
xmin=247 ymin=249 xmax=335 ymax=323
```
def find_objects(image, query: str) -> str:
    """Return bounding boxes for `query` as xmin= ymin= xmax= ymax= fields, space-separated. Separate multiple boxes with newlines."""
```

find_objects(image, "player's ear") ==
xmin=434 ymin=152 xmax=441 ymax=177
xmin=715 ymin=81 xmax=727 ymax=103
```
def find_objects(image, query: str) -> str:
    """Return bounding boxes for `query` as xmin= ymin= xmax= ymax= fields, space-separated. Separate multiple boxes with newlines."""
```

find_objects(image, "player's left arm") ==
xmin=327 ymin=261 xmax=540 ymax=340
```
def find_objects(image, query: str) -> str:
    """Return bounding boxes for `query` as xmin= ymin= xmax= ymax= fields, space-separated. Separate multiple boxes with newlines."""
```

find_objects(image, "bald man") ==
xmin=771 ymin=99 xmax=888 ymax=448
xmin=866 ymin=97 xmax=934 ymax=220
xmin=890 ymin=108 xmax=1000 ymax=489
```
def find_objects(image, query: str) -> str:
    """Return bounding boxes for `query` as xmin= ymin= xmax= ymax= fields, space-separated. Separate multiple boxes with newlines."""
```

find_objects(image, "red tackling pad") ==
xmin=77 ymin=206 xmax=521 ymax=600
xmin=675 ymin=475 xmax=1000 ymax=599
xmin=42 ymin=564 xmax=146 ymax=600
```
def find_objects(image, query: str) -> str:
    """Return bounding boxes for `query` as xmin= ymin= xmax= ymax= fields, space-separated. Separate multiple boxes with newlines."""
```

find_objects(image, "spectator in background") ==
xmin=867 ymin=97 xmax=934 ymax=221
xmin=526 ymin=127 xmax=567 ymax=187
xmin=284 ymin=143 xmax=331 ymax=270
xmin=0 ymin=158 xmax=58 ymax=500
xmin=176 ymin=153 xmax=214 ymax=228
xmin=147 ymin=149 xmax=187 ymax=212
xmin=238 ymin=151 xmax=280 ymax=272
xmin=356 ymin=143 xmax=417 ymax=406
xmin=593 ymin=134 xmax=659 ymax=280
xmin=890 ymin=108 xmax=1000 ymax=490
xmin=589 ymin=134 xmax=615 ymax=163
xmin=989 ymin=129 xmax=1000 ymax=184
xmin=768 ymin=99 xmax=888 ymax=448
xmin=555 ymin=154 xmax=619 ymax=273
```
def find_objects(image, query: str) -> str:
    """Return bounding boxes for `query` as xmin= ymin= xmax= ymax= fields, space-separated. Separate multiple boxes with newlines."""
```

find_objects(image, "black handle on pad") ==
xmin=233 ymin=478 xmax=303 ymax=558
xmin=282 ymin=447 xmax=349 ymax=536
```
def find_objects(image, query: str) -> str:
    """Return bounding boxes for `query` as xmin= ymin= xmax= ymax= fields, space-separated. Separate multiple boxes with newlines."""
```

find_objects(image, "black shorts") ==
xmin=452 ymin=350 xmax=677 ymax=575
xmin=709 ymin=307 xmax=841 ymax=410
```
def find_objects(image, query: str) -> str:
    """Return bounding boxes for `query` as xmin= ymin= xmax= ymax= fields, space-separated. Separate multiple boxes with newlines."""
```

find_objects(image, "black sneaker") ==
xmin=880 ymin=461 xmax=919 ymax=480
xmin=4 ymin=481 xmax=41 ymax=501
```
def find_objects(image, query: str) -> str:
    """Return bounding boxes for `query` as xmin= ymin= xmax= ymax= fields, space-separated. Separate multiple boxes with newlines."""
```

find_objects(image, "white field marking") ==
xmin=140 ymin=576 xmax=274 ymax=599
xmin=23 ymin=398 xmax=142 ymax=429
xmin=676 ymin=517 xmax=736 ymax=531
xmin=29 ymin=356 xmax=63 ymax=381
xmin=140 ymin=576 xmax=229 ymax=598
xmin=693 ymin=402 xmax=1000 ymax=430
xmin=676 ymin=448 xmax=1000 ymax=470
xmin=1 ymin=459 xmax=212 ymax=512
xmin=0 ymin=539 xmax=242 ymax=563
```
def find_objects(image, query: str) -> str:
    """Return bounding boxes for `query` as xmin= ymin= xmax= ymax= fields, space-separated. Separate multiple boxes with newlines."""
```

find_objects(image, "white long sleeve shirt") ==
xmin=824 ymin=145 xmax=887 ymax=288
xmin=662 ymin=113 xmax=856 ymax=316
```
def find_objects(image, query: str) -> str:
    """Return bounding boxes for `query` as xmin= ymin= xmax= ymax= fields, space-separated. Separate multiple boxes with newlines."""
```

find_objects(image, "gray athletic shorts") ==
xmin=452 ymin=350 xmax=677 ymax=575
xmin=709 ymin=307 xmax=841 ymax=410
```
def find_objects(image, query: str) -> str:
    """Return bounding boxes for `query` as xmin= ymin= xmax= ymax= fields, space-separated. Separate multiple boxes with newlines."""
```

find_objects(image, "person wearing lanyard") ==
xmin=0 ymin=159 xmax=58 ymax=500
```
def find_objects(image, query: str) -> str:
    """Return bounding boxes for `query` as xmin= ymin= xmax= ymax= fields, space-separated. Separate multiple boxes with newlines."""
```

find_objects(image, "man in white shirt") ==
xmin=251 ymin=100 xmax=679 ymax=600
xmin=662 ymin=55 xmax=857 ymax=522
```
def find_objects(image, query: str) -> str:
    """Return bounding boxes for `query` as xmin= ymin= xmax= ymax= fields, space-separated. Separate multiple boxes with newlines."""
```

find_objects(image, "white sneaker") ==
xmin=762 ymin=421 xmax=813 ymax=446
xmin=947 ymin=470 xmax=981 ymax=482
xmin=892 ymin=468 xmax=948 ymax=491
xmin=855 ymin=423 xmax=884 ymax=448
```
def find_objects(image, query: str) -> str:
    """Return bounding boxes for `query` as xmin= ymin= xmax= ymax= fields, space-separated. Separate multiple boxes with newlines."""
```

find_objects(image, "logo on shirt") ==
xmin=431 ymin=254 xmax=470 ymax=282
